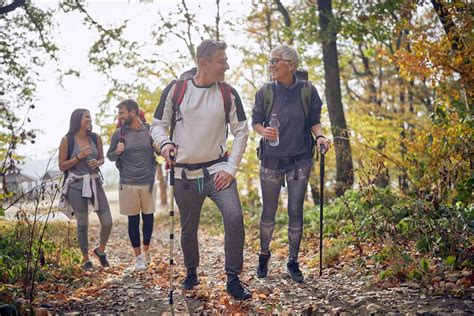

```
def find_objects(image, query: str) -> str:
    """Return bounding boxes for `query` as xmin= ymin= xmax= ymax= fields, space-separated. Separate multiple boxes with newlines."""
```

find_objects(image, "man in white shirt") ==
xmin=151 ymin=40 xmax=251 ymax=300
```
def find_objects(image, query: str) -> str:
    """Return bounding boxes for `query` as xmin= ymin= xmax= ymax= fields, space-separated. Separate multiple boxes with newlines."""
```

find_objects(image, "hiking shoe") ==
xmin=256 ymin=252 xmax=271 ymax=278
xmin=82 ymin=261 xmax=93 ymax=271
xmin=93 ymin=247 xmax=110 ymax=267
xmin=287 ymin=260 xmax=304 ymax=283
xmin=182 ymin=274 xmax=199 ymax=290
xmin=144 ymin=251 xmax=151 ymax=265
xmin=226 ymin=278 xmax=252 ymax=300
xmin=135 ymin=254 xmax=146 ymax=271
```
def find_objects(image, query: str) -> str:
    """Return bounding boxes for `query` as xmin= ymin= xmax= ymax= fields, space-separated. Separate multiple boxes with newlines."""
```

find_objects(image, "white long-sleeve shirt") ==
xmin=151 ymin=79 xmax=249 ymax=179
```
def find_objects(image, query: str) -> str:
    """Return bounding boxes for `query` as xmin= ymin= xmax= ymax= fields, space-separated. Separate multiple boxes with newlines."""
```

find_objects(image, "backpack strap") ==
xmin=217 ymin=82 xmax=232 ymax=124
xmin=300 ymin=80 xmax=312 ymax=120
xmin=90 ymin=132 xmax=98 ymax=147
xmin=66 ymin=134 xmax=75 ymax=160
xmin=172 ymin=79 xmax=188 ymax=108
xmin=262 ymin=82 xmax=275 ymax=123
xmin=170 ymin=79 xmax=188 ymax=141
xmin=118 ymin=127 xmax=126 ymax=144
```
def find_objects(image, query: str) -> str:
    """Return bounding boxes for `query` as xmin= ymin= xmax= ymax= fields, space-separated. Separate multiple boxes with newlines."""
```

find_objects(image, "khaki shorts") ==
xmin=119 ymin=183 xmax=157 ymax=216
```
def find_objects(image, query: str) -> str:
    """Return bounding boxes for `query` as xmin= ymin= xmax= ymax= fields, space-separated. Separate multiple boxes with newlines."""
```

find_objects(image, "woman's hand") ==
xmin=77 ymin=146 xmax=92 ymax=160
xmin=87 ymin=159 xmax=101 ymax=169
xmin=263 ymin=127 xmax=278 ymax=141
xmin=317 ymin=137 xmax=330 ymax=154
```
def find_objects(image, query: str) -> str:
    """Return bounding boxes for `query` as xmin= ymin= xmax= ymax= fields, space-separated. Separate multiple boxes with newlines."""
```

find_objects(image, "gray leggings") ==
xmin=174 ymin=175 xmax=245 ymax=276
xmin=67 ymin=185 xmax=113 ymax=256
xmin=259 ymin=167 xmax=311 ymax=261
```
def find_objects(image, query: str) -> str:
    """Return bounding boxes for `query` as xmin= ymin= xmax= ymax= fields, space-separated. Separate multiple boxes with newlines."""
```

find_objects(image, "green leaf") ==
xmin=443 ymin=256 xmax=456 ymax=268
xmin=415 ymin=236 xmax=430 ymax=253
xmin=420 ymin=258 xmax=430 ymax=273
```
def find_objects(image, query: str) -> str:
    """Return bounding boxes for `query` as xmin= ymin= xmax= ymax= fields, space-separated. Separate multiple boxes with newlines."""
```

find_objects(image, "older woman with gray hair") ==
xmin=251 ymin=45 xmax=330 ymax=282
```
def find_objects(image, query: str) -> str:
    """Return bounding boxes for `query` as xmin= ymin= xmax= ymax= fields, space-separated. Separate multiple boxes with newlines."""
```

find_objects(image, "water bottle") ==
xmin=269 ymin=113 xmax=279 ymax=147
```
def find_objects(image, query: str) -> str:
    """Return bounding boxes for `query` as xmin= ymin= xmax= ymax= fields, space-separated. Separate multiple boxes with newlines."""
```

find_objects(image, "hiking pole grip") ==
xmin=169 ymin=151 xmax=175 ymax=185
xmin=319 ymin=144 xmax=325 ymax=277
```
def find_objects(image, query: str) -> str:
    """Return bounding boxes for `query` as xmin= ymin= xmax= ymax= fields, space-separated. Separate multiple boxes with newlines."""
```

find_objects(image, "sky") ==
xmin=16 ymin=0 xmax=252 ymax=162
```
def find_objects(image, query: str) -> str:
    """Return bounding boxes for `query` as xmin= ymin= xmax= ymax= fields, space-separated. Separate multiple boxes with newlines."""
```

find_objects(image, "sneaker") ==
xmin=82 ymin=260 xmax=93 ymax=271
xmin=144 ymin=251 xmax=151 ymax=265
xmin=182 ymin=274 xmax=199 ymax=290
xmin=135 ymin=254 xmax=146 ymax=271
xmin=93 ymin=247 xmax=110 ymax=267
xmin=256 ymin=252 xmax=271 ymax=278
xmin=287 ymin=260 xmax=304 ymax=283
xmin=226 ymin=277 xmax=252 ymax=300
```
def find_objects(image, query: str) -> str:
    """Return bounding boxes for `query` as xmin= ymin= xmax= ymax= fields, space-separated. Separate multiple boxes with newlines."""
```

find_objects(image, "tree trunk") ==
xmin=317 ymin=0 xmax=354 ymax=196
xmin=155 ymin=162 xmax=167 ymax=205
xmin=310 ymin=182 xmax=320 ymax=205
xmin=431 ymin=0 xmax=473 ymax=108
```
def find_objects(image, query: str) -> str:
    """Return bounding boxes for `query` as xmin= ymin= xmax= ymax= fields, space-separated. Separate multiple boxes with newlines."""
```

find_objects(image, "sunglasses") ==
xmin=268 ymin=57 xmax=293 ymax=65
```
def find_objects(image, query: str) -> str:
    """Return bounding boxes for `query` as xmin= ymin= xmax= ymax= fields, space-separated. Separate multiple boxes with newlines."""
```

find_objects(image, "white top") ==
xmin=151 ymin=79 xmax=249 ymax=179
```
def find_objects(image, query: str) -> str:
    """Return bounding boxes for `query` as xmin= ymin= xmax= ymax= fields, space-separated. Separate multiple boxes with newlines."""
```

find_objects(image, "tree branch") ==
xmin=0 ymin=0 xmax=25 ymax=14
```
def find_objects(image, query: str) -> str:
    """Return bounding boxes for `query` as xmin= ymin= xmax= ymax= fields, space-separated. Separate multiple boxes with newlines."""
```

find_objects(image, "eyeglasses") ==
xmin=268 ymin=58 xmax=293 ymax=66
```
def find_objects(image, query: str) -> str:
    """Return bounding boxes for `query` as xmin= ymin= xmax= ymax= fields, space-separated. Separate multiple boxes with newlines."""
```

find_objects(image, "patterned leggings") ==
xmin=259 ymin=166 xmax=311 ymax=262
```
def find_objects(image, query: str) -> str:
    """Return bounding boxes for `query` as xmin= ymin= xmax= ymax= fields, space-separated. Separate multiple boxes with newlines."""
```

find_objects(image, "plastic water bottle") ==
xmin=269 ymin=113 xmax=279 ymax=147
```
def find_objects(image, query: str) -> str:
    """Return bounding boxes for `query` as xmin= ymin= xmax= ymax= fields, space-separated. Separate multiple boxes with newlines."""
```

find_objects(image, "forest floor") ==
xmin=21 ymin=215 xmax=473 ymax=315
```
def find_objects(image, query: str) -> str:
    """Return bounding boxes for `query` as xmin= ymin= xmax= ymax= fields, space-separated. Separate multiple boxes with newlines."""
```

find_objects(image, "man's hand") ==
xmin=161 ymin=143 xmax=178 ymax=165
xmin=214 ymin=170 xmax=235 ymax=191
xmin=263 ymin=127 xmax=278 ymax=141
xmin=116 ymin=142 xmax=125 ymax=156
xmin=317 ymin=137 xmax=330 ymax=154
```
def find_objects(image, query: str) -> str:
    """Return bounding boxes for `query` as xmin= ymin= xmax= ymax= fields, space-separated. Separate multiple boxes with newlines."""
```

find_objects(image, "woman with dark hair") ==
xmin=58 ymin=109 xmax=113 ymax=271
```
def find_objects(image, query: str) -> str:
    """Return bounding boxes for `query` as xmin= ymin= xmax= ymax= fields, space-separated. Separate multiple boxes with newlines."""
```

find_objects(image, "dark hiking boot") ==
xmin=182 ymin=274 xmax=199 ymax=290
xmin=226 ymin=278 xmax=252 ymax=300
xmin=93 ymin=247 xmax=110 ymax=267
xmin=82 ymin=261 xmax=93 ymax=271
xmin=287 ymin=260 xmax=304 ymax=283
xmin=256 ymin=252 xmax=271 ymax=278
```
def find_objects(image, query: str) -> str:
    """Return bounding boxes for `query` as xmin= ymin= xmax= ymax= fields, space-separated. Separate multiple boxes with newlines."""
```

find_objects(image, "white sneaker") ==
xmin=144 ymin=251 xmax=151 ymax=265
xmin=135 ymin=254 xmax=146 ymax=271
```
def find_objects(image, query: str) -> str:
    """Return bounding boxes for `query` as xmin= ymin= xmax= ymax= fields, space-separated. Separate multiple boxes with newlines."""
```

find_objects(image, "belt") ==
xmin=175 ymin=156 xmax=228 ymax=181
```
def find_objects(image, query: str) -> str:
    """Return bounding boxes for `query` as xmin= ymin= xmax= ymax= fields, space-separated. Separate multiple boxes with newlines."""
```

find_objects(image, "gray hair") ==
xmin=196 ymin=40 xmax=227 ymax=62
xmin=270 ymin=45 xmax=299 ymax=69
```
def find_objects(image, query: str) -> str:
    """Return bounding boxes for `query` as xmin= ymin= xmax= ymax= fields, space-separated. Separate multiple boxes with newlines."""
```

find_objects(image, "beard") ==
xmin=124 ymin=116 xmax=132 ymax=126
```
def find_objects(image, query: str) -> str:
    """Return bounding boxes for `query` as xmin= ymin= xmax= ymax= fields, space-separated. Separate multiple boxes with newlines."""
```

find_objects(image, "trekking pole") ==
xmin=168 ymin=151 xmax=176 ymax=312
xmin=319 ymin=144 xmax=325 ymax=277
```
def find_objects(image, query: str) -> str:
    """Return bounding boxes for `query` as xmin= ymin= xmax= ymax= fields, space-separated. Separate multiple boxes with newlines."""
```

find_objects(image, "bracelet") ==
xmin=315 ymin=135 xmax=326 ymax=141
xmin=74 ymin=154 xmax=80 ymax=161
